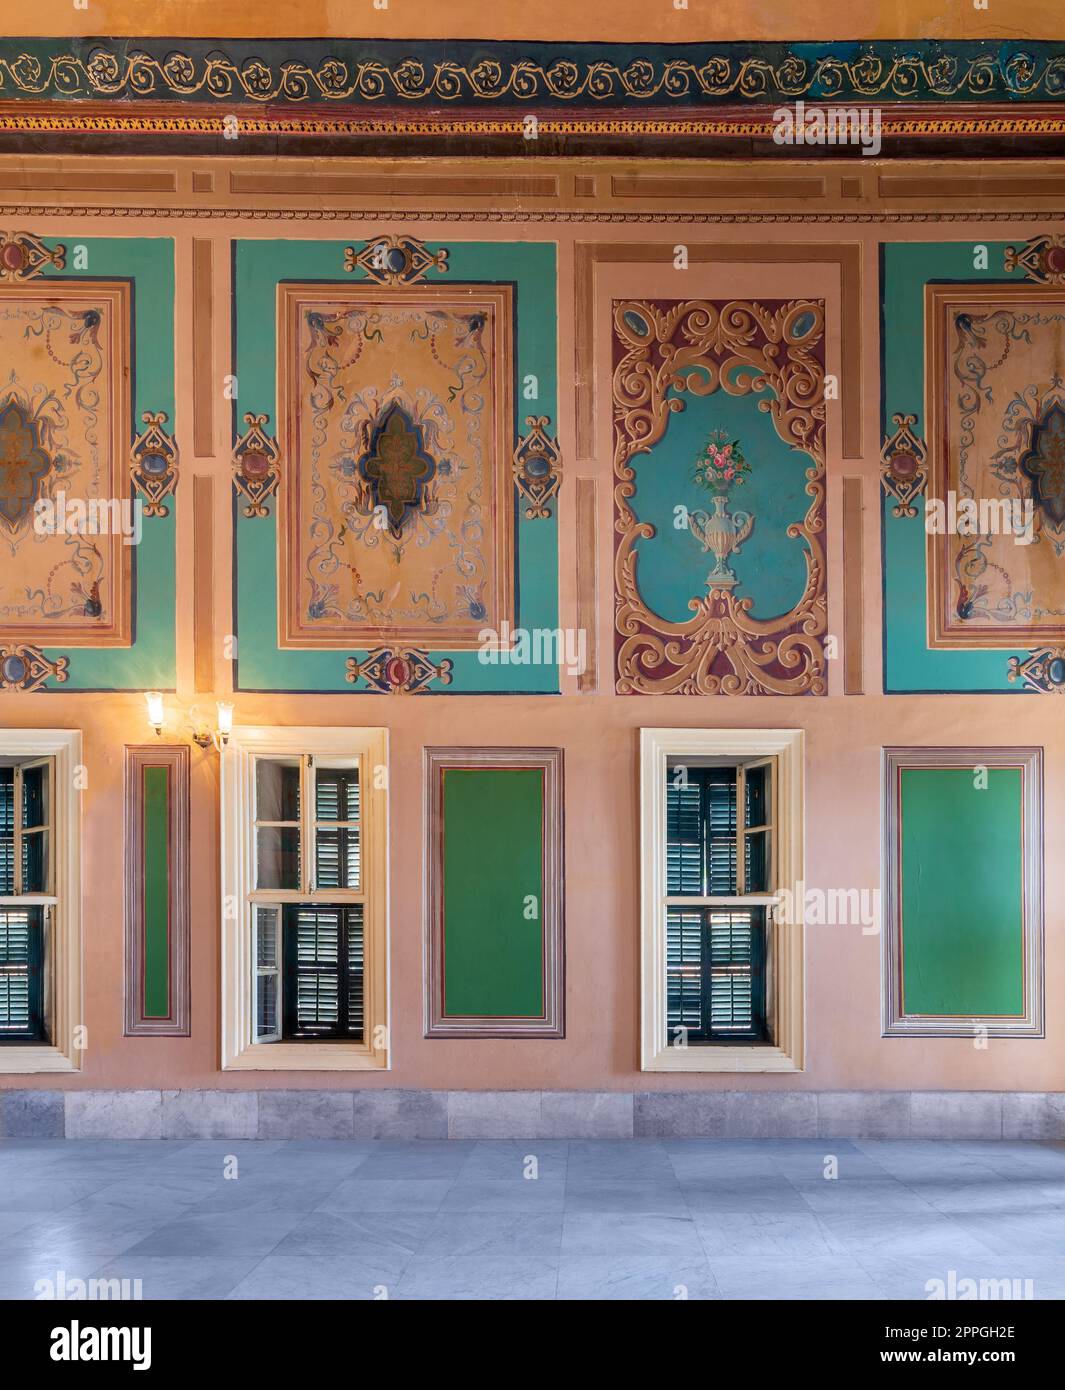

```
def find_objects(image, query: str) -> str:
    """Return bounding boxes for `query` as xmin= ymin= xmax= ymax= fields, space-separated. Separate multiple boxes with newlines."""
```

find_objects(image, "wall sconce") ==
xmin=192 ymin=701 xmax=234 ymax=752
xmin=145 ymin=691 xmax=165 ymax=736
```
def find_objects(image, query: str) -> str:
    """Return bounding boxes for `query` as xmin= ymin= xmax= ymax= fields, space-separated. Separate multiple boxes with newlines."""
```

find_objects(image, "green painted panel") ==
xmin=900 ymin=767 xmax=1025 ymax=1017
xmin=233 ymin=238 xmax=559 ymax=692
xmin=442 ymin=768 xmax=544 ymax=1018
xmin=40 ymin=237 xmax=177 ymax=690
xmin=881 ymin=241 xmax=1029 ymax=693
xmin=142 ymin=766 xmax=171 ymax=1019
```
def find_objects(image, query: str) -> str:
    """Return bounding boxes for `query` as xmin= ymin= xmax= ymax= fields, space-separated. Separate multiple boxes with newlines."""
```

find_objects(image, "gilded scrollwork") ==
xmin=613 ymin=298 xmax=826 ymax=696
xmin=0 ymin=43 xmax=1061 ymax=106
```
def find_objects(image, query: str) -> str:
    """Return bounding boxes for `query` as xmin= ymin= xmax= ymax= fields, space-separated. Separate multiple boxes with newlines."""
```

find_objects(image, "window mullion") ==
xmin=13 ymin=764 xmax=22 ymax=897
xmin=301 ymin=753 xmax=314 ymax=895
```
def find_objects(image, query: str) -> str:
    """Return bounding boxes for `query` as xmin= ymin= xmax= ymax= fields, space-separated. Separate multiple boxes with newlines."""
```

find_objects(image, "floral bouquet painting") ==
xmin=689 ymin=429 xmax=754 ymax=590
xmin=693 ymin=430 xmax=751 ymax=493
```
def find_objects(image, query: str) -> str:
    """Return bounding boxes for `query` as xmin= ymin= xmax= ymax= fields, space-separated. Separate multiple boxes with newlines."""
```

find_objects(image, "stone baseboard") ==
xmin=1 ymin=1089 xmax=1062 ymax=1141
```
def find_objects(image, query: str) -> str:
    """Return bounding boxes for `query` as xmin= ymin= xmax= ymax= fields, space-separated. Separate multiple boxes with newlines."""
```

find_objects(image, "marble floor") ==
xmin=1 ymin=1137 xmax=1063 ymax=1300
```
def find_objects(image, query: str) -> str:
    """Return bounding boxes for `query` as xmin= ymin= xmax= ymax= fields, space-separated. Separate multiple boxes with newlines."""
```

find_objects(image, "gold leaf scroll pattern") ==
xmin=613 ymin=298 xmax=827 ymax=695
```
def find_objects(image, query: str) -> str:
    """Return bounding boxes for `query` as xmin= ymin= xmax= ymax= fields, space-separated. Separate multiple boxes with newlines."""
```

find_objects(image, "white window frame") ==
xmin=640 ymin=727 xmax=805 ymax=1073
xmin=0 ymin=729 xmax=82 ymax=1074
xmin=220 ymin=725 xmax=389 ymax=1070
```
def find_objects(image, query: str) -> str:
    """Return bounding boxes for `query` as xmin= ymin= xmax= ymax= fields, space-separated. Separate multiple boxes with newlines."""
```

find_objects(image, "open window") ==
xmin=0 ymin=758 xmax=54 ymax=1045
xmin=0 ymin=733 xmax=81 ymax=1073
xmin=641 ymin=728 xmax=804 ymax=1072
xmin=221 ymin=728 xmax=388 ymax=1070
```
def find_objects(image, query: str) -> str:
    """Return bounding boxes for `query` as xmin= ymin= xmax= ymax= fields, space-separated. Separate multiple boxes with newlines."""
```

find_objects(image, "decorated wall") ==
xmin=0 ymin=25 xmax=1064 ymax=1101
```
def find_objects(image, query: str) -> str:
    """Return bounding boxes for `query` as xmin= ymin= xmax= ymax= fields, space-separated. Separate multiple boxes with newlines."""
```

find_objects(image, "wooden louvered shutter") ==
xmin=314 ymin=768 xmax=360 ymax=891
xmin=346 ymin=904 xmax=365 ymax=1040
xmin=282 ymin=903 xmax=364 ymax=1040
xmin=666 ymin=907 xmax=703 ymax=1038
xmin=0 ymin=769 xmax=14 ymax=896
xmin=707 ymin=909 xmax=765 ymax=1038
xmin=0 ymin=907 xmax=44 ymax=1040
xmin=253 ymin=905 xmax=281 ymax=1042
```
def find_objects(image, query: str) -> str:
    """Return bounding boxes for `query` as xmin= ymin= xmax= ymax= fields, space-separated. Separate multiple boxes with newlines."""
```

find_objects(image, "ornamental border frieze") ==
xmin=1 ymin=206 xmax=1064 ymax=226
xmin=1 ymin=41 xmax=1064 ymax=106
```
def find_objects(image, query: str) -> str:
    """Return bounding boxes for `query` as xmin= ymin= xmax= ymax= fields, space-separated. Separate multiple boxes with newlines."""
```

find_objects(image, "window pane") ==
xmin=290 ymin=906 xmax=340 ymax=1033
xmin=347 ymin=903 xmax=365 ymax=1041
xmin=315 ymin=827 xmax=360 ymax=890
xmin=666 ymin=774 xmax=702 ymax=894
xmin=21 ymin=829 xmax=47 ymax=896
xmin=282 ymin=903 xmax=363 ymax=1042
xmin=315 ymin=768 xmax=359 ymax=822
xmin=745 ymin=763 xmax=770 ymax=827
xmin=21 ymin=764 xmax=48 ymax=831
xmin=744 ymin=830 xmax=769 ymax=894
xmin=709 ymin=910 xmax=764 ymax=1037
xmin=254 ymin=906 xmax=279 ymax=1041
xmin=665 ymin=766 xmax=737 ymax=895
xmin=666 ymin=908 xmax=703 ymax=1037
xmin=0 ymin=907 xmax=43 ymax=1040
xmin=665 ymin=906 xmax=766 ymax=1044
xmin=256 ymin=759 xmax=300 ymax=823
xmin=0 ymin=769 xmax=13 ymax=896
xmin=256 ymin=827 xmax=300 ymax=891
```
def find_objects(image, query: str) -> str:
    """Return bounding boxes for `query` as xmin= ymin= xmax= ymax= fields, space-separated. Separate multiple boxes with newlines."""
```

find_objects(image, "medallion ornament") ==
xmin=232 ymin=413 xmax=281 ymax=517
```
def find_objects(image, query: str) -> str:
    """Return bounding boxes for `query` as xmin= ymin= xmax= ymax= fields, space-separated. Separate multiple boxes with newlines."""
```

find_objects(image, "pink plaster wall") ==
xmin=1 ymin=208 xmax=1061 ymax=1093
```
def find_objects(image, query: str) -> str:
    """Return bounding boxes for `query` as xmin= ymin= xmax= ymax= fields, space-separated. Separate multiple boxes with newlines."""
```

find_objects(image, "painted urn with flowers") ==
xmin=687 ymin=430 xmax=755 ymax=590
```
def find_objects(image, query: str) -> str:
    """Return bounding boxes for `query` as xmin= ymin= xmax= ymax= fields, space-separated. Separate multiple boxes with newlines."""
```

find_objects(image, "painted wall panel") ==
xmin=900 ymin=767 xmax=1024 ymax=1018
xmin=441 ymin=768 xmax=545 ymax=1018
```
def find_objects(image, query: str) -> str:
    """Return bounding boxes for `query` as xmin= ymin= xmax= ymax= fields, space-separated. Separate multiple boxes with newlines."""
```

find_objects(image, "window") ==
xmin=0 ymin=732 xmax=82 ymax=1074
xmin=0 ymin=758 xmax=53 ymax=1043
xmin=221 ymin=728 xmax=388 ymax=1070
xmin=641 ymin=728 xmax=804 ymax=1072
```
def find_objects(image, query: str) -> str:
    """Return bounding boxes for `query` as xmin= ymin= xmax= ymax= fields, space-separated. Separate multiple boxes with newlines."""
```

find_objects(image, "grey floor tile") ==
xmin=0 ymin=1258 xmax=125 ymax=1300
xmin=565 ymin=1140 xmax=674 ymax=1181
xmin=0 ymin=1178 xmax=114 ymax=1212
xmin=352 ymin=1149 xmax=474 ymax=1180
xmin=0 ymin=1137 xmax=1059 ymax=1300
xmin=273 ymin=1210 xmax=433 ymax=1263
xmin=857 ymin=1254 xmax=1063 ymax=1301
xmin=793 ymin=1179 xmax=940 ymax=1215
xmin=709 ymin=1254 xmax=884 ymax=1299
xmin=395 ymin=1256 xmax=559 ymax=1300
xmin=319 ymin=1179 xmax=454 ymax=1213
xmin=73 ymin=1176 xmax=222 ymax=1212
xmin=1 ymin=1211 xmax=166 ymax=1263
xmin=189 ymin=1176 xmax=343 ymax=1213
xmin=815 ymin=1211 xmax=999 ymax=1258
xmin=121 ymin=1208 xmax=306 ymax=1257
xmin=0 ymin=1209 xmax=52 ymax=1238
xmin=668 ymin=1149 xmax=781 ymax=1180
xmin=565 ymin=1178 xmax=687 ymax=1216
xmin=419 ymin=1212 xmax=563 ymax=1259
xmin=693 ymin=1211 xmax=845 ymax=1256
xmin=907 ymin=1178 xmax=1065 ymax=1215
xmin=950 ymin=1210 xmax=1065 ymax=1257
xmin=228 ymin=1255 xmax=405 ymax=1301
xmin=680 ymin=1178 xmax=810 ymax=1214
xmin=561 ymin=1212 xmax=704 ymax=1257
xmin=90 ymin=1255 xmax=263 ymax=1301
xmin=440 ymin=1179 xmax=566 ymax=1213
xmin=458 ymin=1142 xmax=569 ymax=1181
xmin=557 ymin=1255 xmax=719 ymax=1301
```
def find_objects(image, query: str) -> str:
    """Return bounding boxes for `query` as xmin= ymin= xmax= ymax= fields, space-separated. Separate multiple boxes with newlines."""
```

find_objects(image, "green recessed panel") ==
xmin=142 ymin=765 xmax=171 ymax=1019
xmin=442 ymin=767 xmax=545 ymax=1018
xmin=900 ymin=767 xmax=1024 ymax=1017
